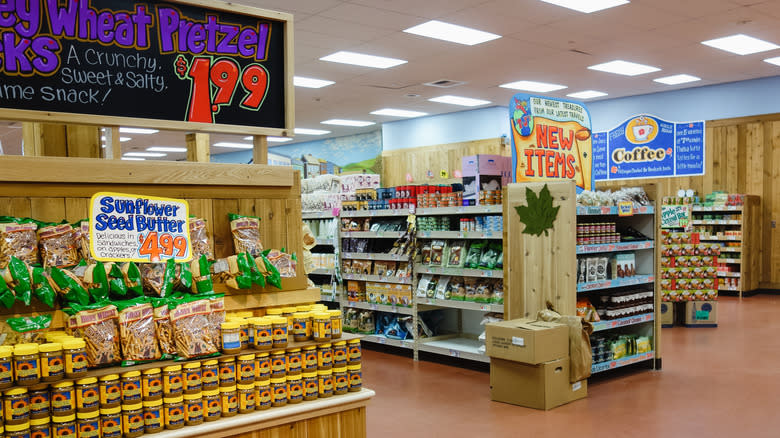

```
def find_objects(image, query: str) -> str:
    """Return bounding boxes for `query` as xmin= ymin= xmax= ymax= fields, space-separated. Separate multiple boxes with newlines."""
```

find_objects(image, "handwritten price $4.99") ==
xmin=175 ymin=55 xmax=269 ymax=123
xmin=138 ymin=232 xmax=188 ymax=262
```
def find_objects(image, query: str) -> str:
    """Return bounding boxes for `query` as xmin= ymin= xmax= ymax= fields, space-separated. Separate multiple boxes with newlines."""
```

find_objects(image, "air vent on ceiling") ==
xmin=423 ymin=79 xmax=466 ymax=88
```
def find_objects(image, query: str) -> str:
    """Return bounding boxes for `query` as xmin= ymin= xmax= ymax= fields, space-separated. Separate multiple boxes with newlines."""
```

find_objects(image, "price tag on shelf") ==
xmin=378 ymin=337 xmax=387 ymax=345
xmin=449 ymin=350 xmax=460 ymax=358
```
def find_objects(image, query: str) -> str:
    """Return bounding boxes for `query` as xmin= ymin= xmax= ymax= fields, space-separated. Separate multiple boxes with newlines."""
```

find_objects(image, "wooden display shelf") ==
xmin=212 ymin=287 xmax=322 ymax=311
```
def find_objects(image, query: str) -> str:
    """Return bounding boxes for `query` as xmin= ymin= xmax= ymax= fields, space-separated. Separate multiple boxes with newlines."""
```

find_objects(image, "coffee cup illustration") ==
xmin=632 ymin=124 xmax=653 ymax=141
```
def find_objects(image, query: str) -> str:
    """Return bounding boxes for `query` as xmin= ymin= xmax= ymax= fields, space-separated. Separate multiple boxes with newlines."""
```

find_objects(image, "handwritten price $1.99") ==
xmin=175 ymin=55 xmax=269 ymax=123
xmin=138 ymin=232 xmax=188 ymax=262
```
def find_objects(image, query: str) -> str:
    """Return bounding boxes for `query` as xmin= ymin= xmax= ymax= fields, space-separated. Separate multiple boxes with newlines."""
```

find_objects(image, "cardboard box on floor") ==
xmin=685 ymin=300 xmax=718 ymax=327
xmin=485 ymin=318 xmax=568 ymax=364
xmin=490 ymin=357 xmax=588 ymax=410
xmin=660 ymin=302 xmax=674 ymax=327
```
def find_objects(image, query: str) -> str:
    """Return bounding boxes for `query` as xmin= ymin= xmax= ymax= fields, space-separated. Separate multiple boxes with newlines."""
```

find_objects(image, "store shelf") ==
xmin=692 ymin=205 xmax=742 ymax=212
xmin=719 ymin=286 xmax=740 ymax=291
xmin=577 ymin=275 xmax=655 ymax=292
xmin=342 ymin=274 xmax=412 ymax=284
xmin=718 ymin=246 xmax=742 ymax=252
xmin=417 ymin=337 xmax=489 ymax=363
xmin=718 ymin=258 xmax=742 ymax=264
xmin=592 ymin=313 xmax=654 ymax=332
xmin=718 ymin=272 xmax=741 ymax=278
xmin=341 ymin=210 xmax=411 ymax=218
xmin=576 ymin=205 xmax=654 ymax=216
xmin=416 ymin=266 xmax=502 ymax=278
xmin=361 ymin=334 xmax=414 ymax=349
xmin=345 ymin=300 xmax=414 ymax=315
xmin=342 ymin=252 xmax=410 ymax=261
xmin=416 ymin=205 xmax=503 ymax=215
xmin=576 ymin=240 xmax=654 ymax=254
xmin=417 ymin=297 xmax=503 ymax=313
xmin=314 ymin=238 xmax=335 ymax=246
xmin=591 ymin=351 xmax=655 ymax=374
xmin=302 ymin=211 xmax=338 ymax=219
xmin=310 ymin=268 xmax=336 ymax=276
xmin=690 ymin=220 xmax=741 ymax=225
xmin=417 ymin=230 xmax=502 ymax=239
xmin=699 ymin=236 xmax=741 ymax=241
xmin=320 ymin=293 xmax=339 ymax=303
xmin=341 ymin=231 xmax=405 ymax=239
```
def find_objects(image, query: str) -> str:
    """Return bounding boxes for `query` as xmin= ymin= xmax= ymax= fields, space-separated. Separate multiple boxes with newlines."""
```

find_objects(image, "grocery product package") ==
xmin=189 ymin=217 xmax=213 ymax=260
xmin=65 ymin=303 xmax=121 ymax=367
xmin=168 ymin=296 xmax=218 ymax=359
xmin=0 ymin=217 xmax=39 ymax=268
xmin=228 ymin=214 xmax=263 ymax=257
xmin=1 ymin=314 xmax=52 ymax=345
xmin=117 ymin=298 xmax=161 ymax=363
xmin=38 ymin=223 xmax=80 ymax=269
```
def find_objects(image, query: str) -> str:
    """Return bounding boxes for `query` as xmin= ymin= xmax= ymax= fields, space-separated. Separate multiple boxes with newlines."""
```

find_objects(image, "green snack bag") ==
xmin=84 ymin=263 xmax=110 ymax=303
xmin=464 ymin=242 xmax=484 ymax=269
xmin=479 ymin=242 xmax=502 ymax=270
xmin=108 ymin=263 xmax=128 ymax=297
xmin=245 ymin=253 xmax=265 ymax=288
xmin=31 ymin=267 xmax=56 ymax=308
xmin=0 ymin=276 xmax=15 ymax=309
xmin=233 ymin=253 xmax=253 ymax=289
xmin=177 ymin=262 xmax=192 ymax=291
xmin=260 ymin=253 xmax=282 ymax=289
xmin=192 ymin=255 xmax=214 ymax=294
xmin=9 ymin=257 xmax=32 ymax=305
xmin=50 ymin=267 xmax=90 ymax=306
xmin=162 ymin=259 xmax=177 ymax=297
xmin=6 ymin=314 xmax=53 ymax=345
xmin=122 ymin=263 xmax=143 ymax=297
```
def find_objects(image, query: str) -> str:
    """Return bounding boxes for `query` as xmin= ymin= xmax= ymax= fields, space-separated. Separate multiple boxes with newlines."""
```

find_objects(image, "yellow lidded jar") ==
xmin=98 ymin=374 xmax=121 ymax=408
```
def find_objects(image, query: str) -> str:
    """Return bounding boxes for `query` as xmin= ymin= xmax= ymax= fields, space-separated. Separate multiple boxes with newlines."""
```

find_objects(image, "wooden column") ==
xmin=253 ymin=135 xmax=268 ymax=164
xmin=103 ymin=127 xmax=122 ymax=159
xmin=186 ymin=133 xmax=210 ymax=162
xmin=21 ymin=122 xmax=42 ymax=156
xmin=65 ymin=125 xmax=101 ymax=157
xmin=21 ymin=122 xmax=100 ymax=158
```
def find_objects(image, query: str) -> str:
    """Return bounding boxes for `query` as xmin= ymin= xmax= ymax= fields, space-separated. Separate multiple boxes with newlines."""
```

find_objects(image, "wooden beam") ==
xmin=65 ymin=125 xmax=101 ymax=158
xmin=253 ymin=135 xmax=268 ymax=164
xmin=186 ymin=132 xmax=210 ymax=163
xmin=21 ymin=122 xmax=42 ymax=156
xmin=103 ymin=127 xmax=121 ymax=159
xmin=40 ymin=123 xmax=68 ymax=157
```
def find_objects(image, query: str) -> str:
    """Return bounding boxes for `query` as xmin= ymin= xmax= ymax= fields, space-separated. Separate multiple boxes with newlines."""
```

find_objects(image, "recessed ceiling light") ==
xmin=121 ymin=157 xmax=145 ymax=161
xmin=538 ymin=0 xmax=629 ymax=13
xmin=268 ymin=137 xmax=293 ymax=143
xmin=428 ymin=95 xmax=492 ymax=107
xmin=295 ymin=128 xmax=331 ymax=135
xmin=100 ymin=136 xmax=132 ymax=142
xmin=499 ymin=80 xmax=567 ymax=92
xmin=147 ymin=146 xmax=187 ymax=153
xmin=119 ymin=127 xmax=159 ymax=134
xmin=654 ymin=74 xmax=701 ymax=85
xmin=587 ymin=60 xmax=660 ymax=76
xmin=403 ymin=20 xmax=501 ymax=46
xmin=321 ymin=119 xmax=376 ymax=127
xmin=124 ymin=152 xmax=166 ymax=157
xmin=294 ymin=76 xmax=335 ymax=88
xmin=764 ymin=56 xmax=780 ymax=66
xmin=566 ymin=90 xmax=608 ymax=99
xmin=213 ymin=142 xmax=253 ymax=149
xmin=320 ymin=51 xmax=407 ymax=69
xmin=701 ymin=34 xmax=779 ymax=55
xmin=370 ymin=108 xmax=428 ymax=118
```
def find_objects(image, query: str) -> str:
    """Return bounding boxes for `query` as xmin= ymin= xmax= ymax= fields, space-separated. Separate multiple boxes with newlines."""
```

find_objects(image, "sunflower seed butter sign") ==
xmin=0 ymin=0 xmax=287 ymax=130
xmin=90 ymin=192 xmax=191 ymax=263
xmin=593 ymin=115 xmax=705 ymax=180
xmin=509 ymin=94 xmax=593 ymax=191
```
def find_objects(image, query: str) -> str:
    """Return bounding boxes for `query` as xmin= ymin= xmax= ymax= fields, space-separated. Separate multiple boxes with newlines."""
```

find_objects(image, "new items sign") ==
xmin=90 ymin=192 xmax=192 ymax=263
xmin=509 ymin=94 xmax=593 ymax=191
xmin=0 ymin=0 xmax=291 ymax=132
xmin=593 ymin=115 xmax=705 ymax=181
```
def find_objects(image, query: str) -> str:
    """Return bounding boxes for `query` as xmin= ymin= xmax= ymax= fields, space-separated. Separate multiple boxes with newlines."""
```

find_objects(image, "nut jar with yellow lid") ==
xmin=312 ymin=312 xmax=331 ymax=342
xmin=183 ymin=393 xmax=203 ymax=426
xmin=348 ymin=364 xmax=362 ymax=392
xmin=28 ymin=384 xmax=49 ymax=420
xmin=6 ymin=421 xmax=30 ymax=437
xmin=142 ymin=368 xmax=163 ymax=401
xmin=302 ymin=346 xmax=317 ymax=373
xmin=30 ymin=416 xmax=50 ymax=438
xmin=182 ymin=362 xmax=202 ymax=394
xmin=286 ymin=348 xmax=302 ymax=375
xmin=0 ymin=346 xmax=14 ymax=389
xmin=4 ymin=387 xmax=30 ymax=425
xmin=255 ymin=352 xmax=270 ymax=380
xmin=217 ymin=357 xmax=236 ymax=387
xmin=62 ymin=339 xmax=88 ymax=379
xmin=162 ymin=365 xmax=183 ymax=397
xmin=270 ymin=317 xmax=288 ymax=349
xmin=52 ymin=414 xmax=76 ymax=437
xmin=333 ymin=341 xmax=348 ymax=367
xmin=317 ymin=370 xmax=333 ymax=398
xmin=281 ymin=307 xmax=297 ymax=340
xmin=75 ymin=377 xmax=99 ymax=413
xmin=120 ymin=371 xmax=142 ymax=404
xmin=122 ymin=402 xmax=144 ymax=438
xmin=252 ymin=317 xmax=272 ymax=350
xmin=317 ymin=343 xmax=333 ymax=370
xmin=333 ymin=367 xmax=348 ymax=395
xmin=98 ymin=375 xmax=121 ymax=409
xmin=254 ymin=380 xmax=271 ymax=411
xmin=39 ymin=343 xmax=64 ymax=382
xmin=99 ymin=406 xmax=121 ymax=438
xmin=302 ymin=372 xmax=318 ymax=401
xmin=347 ymin=339 xmax=362 ymax=365
xmin=237 ymin=384 xmax=255 ymax=414
xmin=202 ymin=389 xmax=220 ymax=422
xmin=329 ymin=310 xmax=342 ymax=339
xmin=292 ymin=312 xmax=309 ymax=342
xmin=236 ymin=354 xmax=255 ymax=385
xmin=50 ymin=382 xmax=75 ymax=416
xmin=269 ymin=350 xmax=286 ymax=378
xmin=236 ymin=318 xmax=250 ymax=349
xmin=220 ymin=321 xmax=241 ymax=354
xmin=76 ymin=410 xmax=100 ymax=438
xmin=201 ymin=360 xmax=218 ymax=391
xmin=265 ymin=308 xmax=283 ymax=317
xmin=286 ymin=374 xmax=303 ymax=404
xmin=295 ymin=305 xmax=311 ymax=313
xmin=270 ymin=378 xmax=286 ymax=407
xmin=14 ymin=343 xmax=41 ymax=386
xmin=162 ymin=396 xmax=184 ymax=430
xmin=142 ymin=399 xmax=163 ymax=434
xmin=219 ymin=386 xmax=237 ymax=417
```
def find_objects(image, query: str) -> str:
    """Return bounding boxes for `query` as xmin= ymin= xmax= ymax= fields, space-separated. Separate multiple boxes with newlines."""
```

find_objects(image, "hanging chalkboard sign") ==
xmin=0 ymin=0 xmax=293 ymax=135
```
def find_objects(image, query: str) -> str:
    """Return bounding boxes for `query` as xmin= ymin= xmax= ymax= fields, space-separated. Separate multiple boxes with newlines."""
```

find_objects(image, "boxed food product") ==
xmin=685 ymin=301 xmax=718 ymax=327
xmin=611 ymin=253 xmax=635 ymax=279
xmin=490 ymin=357 xmax=587 ymax=410
xmin=485 ymin=318 xmax=568 ymax=364
xmin=660 ymin=302 xmax=674 ymax=327
xmin=347 ymin=281 xmax=365 ymax=302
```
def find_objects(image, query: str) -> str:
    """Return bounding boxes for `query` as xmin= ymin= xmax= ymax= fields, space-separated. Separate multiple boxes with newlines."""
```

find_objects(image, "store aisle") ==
xmin=363 ymin=295 xmax=780 ymax=437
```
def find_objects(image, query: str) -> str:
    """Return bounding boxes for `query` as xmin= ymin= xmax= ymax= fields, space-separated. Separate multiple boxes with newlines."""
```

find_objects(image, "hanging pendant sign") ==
xmin=509 ymin=94 xmax=593 ymax=192
xmin=90 ymin=192 xmax=192 ymax=263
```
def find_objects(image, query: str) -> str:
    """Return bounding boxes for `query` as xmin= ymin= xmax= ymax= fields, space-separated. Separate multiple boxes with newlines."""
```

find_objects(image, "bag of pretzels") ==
xmin=117 ymin=298 xmax=161 ymax=364
xmin=0 ymin=217 xmax=39 ymax=268
xmin=189 ymin=217 xmax=213 ymax=260
xmin=152 ymin=297 xmax=176 ymax=358
xmin=168 ymin=295 xmax=218 ymax=359
xmin=38 ymin=223 xmax=81 ymax=269
xmin=65 ymin=303 xmax=121 ymax=367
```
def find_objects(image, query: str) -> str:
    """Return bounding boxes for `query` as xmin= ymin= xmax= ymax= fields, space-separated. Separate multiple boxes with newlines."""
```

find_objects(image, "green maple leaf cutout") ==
xmin=514 ymin=184 xmax=560 ymax=236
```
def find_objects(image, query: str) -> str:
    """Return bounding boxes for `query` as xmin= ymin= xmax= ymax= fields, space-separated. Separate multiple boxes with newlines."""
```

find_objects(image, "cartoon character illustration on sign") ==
xmin=513 ymin=97 xmax=533 ymax=137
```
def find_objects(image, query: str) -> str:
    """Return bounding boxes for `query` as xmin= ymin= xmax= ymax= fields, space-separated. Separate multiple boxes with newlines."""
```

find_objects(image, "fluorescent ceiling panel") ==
xmin=121 ymin=157 xmax=145 ymax=161
xmin=268 ymin=137 xmax=293 ymax=142
xmin=146 ymin=147 xmax=187 ymax=152
xmin=294 ymin=76 xmax=335 ymax=88
xmin=499 ymin=80 xmax=567 ymax=92
xmin=321 ymin=119 xmax=376 ymax=127
xmin=701 ymin=34 xmax=779 ymax=55
xmin=124 ymin=152 xmax=166 ymax=157
xmin=566 ymin=90 xmax=608 ymax=99
xmin=370 ymin=108 xmax=428 ymax=118
xmin=587 ymin=60 xmax=660 ymax=76
xmin=213 ymin=142 xmax=253 ymax=149
xmin=654 ymin=74 xmax=701 ymax=85
xmin=101 ymin=136 xmax=131 ymax=142
xmin=403 ymin=20 xmax=501 ymax=46
xmin=320 ymin=51 xmax=407 ymax=69
xmin=428 ymin=95 xmax=491 ymax=107
xmin=295 ymin=128 xmax=331 ymax=135
xmin=538 ymin=0 xmax=629 ymax=13
xmin=764 ymin=56 xmax=780 ymax=66
xmin=119 ymin=127 xmax=159 ymax=134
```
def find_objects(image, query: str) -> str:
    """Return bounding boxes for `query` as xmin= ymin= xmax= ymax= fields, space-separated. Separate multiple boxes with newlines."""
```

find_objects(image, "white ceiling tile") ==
xmin=297 ymin=15 xmax=395 ymax=41
xmin=318 ymin=3 xmax=424 ymax=30
xmin=346 ymin=0 xmax=489 ymax=19
xmin=239 ymin=0 xmax=346 ymax=15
